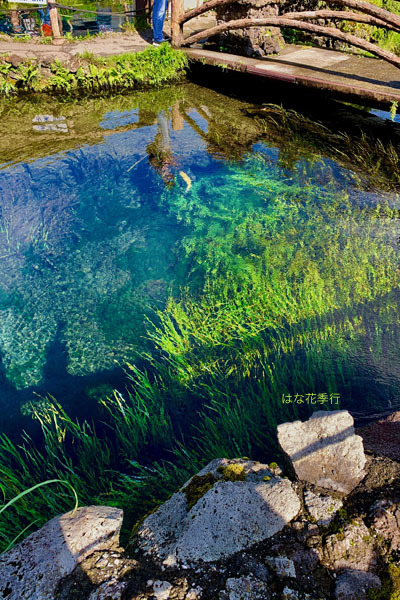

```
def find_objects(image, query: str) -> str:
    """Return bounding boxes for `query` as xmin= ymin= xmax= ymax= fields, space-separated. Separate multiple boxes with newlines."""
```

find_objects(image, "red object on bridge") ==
xmin=41 ymin=23 xmax=52 ymax=36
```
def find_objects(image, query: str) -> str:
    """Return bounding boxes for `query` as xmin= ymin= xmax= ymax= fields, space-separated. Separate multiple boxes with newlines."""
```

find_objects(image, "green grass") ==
xmin=0 ymin=44 xmax=188 ymax=96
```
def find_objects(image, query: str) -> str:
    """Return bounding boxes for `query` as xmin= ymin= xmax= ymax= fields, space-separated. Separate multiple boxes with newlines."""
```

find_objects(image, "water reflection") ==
xmin=0 ymin=83 xmax=400 ymax=430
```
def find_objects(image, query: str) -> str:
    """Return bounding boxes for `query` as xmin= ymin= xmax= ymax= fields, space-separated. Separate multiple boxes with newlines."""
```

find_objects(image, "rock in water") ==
xmin=0 ymin=506 xmax=123 ymax=600
xmin=137 ymin=458 xmax=301 ymax=566
xmin=277 ymin=410 xmax=366 ymax=494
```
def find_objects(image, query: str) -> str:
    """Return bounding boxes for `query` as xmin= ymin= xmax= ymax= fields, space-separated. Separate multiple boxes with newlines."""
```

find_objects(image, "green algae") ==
xmin=183 ymin=473 xmax=218 ymax=511
xmin=368 ymin=564 xmax=400 ymax=600
xmin=217 ymin=464 xmax=246 ymax=482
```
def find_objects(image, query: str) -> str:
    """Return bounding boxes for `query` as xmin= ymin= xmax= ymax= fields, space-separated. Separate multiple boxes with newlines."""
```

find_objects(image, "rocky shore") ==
xmin=1 ymin=409 xmax=399 ymax=600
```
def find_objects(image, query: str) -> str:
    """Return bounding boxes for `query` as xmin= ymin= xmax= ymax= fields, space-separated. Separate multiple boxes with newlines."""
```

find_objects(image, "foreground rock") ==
xmin=358 ymin=410 xmax=400 ymax=461
xmin=277 ymin=410 xmax=366 ymax=493
xmin=0 ymin=506 xmax=122 ymax=600
xmin=303 ymin=490 xmax=343 ymax=526
xmin=335 ymin=570 xmax=382 ymax=600
xmin=3 ymin=410 xmax=400 ymax=600
xmin=137 ymin=458 xmax=301 ymax=566
xmin=219 ymin=576 xmax=271 ymax=600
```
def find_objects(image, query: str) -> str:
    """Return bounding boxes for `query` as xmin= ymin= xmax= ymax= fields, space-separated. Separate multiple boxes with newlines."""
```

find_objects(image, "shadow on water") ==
xmin=0 ymin=327 xmax=134 ymax=441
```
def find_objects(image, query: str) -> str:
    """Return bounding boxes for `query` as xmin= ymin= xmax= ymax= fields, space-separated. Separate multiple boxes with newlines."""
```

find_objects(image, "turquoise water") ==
xmin=2 ymin=82 xmax=400 ymax=547
xmin=0 ymin=83 xmax=400 ymax=436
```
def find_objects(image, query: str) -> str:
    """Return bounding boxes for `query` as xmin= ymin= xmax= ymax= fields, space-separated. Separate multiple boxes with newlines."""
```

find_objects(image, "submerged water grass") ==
xmin=1 ymin=94 xmax=400 ymax=552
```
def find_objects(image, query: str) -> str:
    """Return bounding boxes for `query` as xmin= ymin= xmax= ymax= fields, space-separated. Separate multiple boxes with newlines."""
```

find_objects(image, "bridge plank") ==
xmin=185 ymin=45 xmax=400 ymax=107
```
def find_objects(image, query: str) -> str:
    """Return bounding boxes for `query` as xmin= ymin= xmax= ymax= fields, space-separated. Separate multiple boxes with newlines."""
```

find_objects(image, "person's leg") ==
xmin=152 ymin=0 xmax=167 ymax=43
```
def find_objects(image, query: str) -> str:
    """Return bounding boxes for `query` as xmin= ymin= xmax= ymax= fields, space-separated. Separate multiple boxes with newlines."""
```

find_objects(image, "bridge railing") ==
xmin=171 ymin=0 xmax=400 ymax=68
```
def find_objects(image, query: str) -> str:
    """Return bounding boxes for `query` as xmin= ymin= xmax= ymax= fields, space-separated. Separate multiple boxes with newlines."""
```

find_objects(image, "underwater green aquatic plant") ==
xmin=255 ymin=105 xmax=400 ymax=189
xmin=1 ymin=89 xmax=400 ymax=553
xmin=0 ymin=478 xmax=78 ymax=553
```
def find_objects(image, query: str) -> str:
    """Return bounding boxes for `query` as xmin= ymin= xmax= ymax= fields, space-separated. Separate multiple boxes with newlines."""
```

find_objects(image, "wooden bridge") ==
xmin=171 ymin=0 xmax=400 ymax=107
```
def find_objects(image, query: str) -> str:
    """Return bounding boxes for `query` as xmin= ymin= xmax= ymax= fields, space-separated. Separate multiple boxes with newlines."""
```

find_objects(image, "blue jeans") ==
xmin=152 ymin=0 xmax=168 ymax=42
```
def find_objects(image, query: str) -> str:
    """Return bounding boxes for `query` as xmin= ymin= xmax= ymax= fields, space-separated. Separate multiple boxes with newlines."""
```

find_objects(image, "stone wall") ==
xmin=214 ymin=0 xmax=285 ymax=57
xmin=213 ymin=0 xmax=378 ymax=56
xmin=278 ymin=0 xmax=374 ymax=51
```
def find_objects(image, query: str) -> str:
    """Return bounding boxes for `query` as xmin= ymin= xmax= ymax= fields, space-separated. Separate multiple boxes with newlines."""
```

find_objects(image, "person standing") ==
xmin=152 ymin=0 xmax=168 ymax=45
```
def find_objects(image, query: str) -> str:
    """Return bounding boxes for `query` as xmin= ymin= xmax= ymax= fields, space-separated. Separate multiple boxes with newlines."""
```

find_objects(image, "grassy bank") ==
xmin=0 ymin=44 xmax=188 ymax=96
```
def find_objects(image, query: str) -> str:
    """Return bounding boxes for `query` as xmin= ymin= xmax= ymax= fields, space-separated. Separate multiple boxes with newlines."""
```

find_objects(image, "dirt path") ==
xmin=0 ymin=14 xmax=215 ymax=62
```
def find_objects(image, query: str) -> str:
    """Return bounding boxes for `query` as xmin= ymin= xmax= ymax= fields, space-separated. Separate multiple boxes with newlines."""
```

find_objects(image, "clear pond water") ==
xmin=1 ymin=82 xmax=400 ymax=439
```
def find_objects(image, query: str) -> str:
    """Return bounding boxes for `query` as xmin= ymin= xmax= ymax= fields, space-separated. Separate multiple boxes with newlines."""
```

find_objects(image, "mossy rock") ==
xmin=368 ymin=564 xmax=400 ymax=600
xmin=183 ymin=473 xmax=217 ymax=511
xmin=217 ymin=463 xmax=246 ymax=482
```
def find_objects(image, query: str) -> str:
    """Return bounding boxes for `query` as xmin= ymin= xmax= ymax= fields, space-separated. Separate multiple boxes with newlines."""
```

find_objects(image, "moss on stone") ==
xmin=130 ymin=504 xmax=161 ymax=540
xmin=183 ymin=473 xmax=217 ymax=511
xmin=368 ymin=564 xmax=400 ymax=600
xmin=217 ymin=464 xmax=246 ymax=482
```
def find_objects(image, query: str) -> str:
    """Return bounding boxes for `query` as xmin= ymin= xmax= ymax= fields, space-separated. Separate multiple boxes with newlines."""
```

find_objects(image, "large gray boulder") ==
xmin=0 ymin=506 xmax=123 ymax=600
xmin=277 ymin=411 xmax=366 ymax=494
xmin=137 ymin=458 xmax=301 ymax=566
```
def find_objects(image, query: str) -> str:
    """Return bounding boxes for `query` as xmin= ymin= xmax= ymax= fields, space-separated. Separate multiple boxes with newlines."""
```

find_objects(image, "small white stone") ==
xmin=186 ymin=587 xmax=203 ymax=600
xmin=304 ymin=490 xmax=343 ymax=526
xmin=266 ymin=556 xmax=296 ymax=578
xmin=153 ymin=580 xmax=173 ymax=600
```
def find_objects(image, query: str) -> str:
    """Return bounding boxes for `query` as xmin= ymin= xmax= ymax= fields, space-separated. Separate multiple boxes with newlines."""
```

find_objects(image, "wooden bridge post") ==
xmin=171 ymin=0 xmax=184 ymax=47
xmin=48 ymin=0 xmax=63 ymax=44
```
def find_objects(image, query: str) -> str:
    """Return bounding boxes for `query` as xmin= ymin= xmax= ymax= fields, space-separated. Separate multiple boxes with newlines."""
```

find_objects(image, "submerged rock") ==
xmin=137 ymin=458 xmax=301 ymax=566
xmin=0 ymin=506 xmax=122 ymax=600
xmin=277 ymin=410 xmax=366 ymax=494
